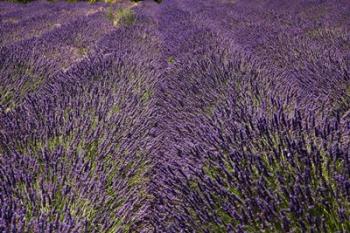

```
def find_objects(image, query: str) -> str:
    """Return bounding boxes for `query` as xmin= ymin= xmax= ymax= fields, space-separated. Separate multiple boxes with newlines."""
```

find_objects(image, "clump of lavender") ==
xmin=186 ymin=109 xmax=349 ymax=232
xmin=153 ymin=50 xmax=350 ymax=232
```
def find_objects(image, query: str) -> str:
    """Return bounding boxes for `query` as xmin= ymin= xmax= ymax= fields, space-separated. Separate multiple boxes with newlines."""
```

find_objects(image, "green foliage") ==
xmin=106 ymin=6 xmax=136 ymax=27
xmin=106 ymin=6 xmax=115 ymax=21
xmin=167 ymin=56 xmax=175 ymax=64
xmin=113 ymin=8 xmax=136 ymax=26
xmin=141 ymin=90 xmax=152 ymax=102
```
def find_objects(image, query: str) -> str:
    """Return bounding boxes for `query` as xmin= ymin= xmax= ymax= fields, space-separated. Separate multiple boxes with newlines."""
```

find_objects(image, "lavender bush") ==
xmin=1 ymin=0 xmax=349 ymax=232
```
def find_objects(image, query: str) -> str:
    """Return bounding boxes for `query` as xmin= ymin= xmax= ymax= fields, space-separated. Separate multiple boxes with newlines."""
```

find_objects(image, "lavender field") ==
xmin=0 ymin=0 xmax=349 ymax=232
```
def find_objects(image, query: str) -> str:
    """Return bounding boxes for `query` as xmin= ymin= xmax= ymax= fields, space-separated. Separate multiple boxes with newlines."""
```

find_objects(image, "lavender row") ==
xmin=0 ymin=9 xmax=117 ymax=112
xmin=180 ymin=0 xmax=350 ymax=114
xmin=142 ymin=0 xmax=350 ymax=231
xmin=1 ymin=6 xmax=163 ymax=232
xmin=155 ymin=49 xmax=349 ymax=231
